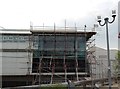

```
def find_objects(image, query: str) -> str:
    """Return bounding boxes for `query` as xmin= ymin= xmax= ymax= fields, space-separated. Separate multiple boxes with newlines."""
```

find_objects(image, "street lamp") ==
xmin=97 ymin=10 xmax=116 ymax=89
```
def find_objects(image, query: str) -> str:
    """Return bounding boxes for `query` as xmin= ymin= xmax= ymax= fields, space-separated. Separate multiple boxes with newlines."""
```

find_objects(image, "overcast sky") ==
xmin=0 ymin=0 xmax=119 ymax=49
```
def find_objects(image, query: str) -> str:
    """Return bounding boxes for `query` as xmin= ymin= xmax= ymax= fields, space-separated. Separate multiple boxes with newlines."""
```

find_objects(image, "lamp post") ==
xmin=97 ymin=10 xmax=116 ymax=89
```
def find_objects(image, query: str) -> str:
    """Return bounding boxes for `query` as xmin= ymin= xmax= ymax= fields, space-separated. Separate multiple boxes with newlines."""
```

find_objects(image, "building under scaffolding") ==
xmin=1 ymin=24 xmax=96 ymax=88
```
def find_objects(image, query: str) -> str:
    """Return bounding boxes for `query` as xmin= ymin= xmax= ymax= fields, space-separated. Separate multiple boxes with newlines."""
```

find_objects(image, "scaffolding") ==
xmin=28 ymin=22 xmax=96 ymax=85
xmin=87 ymin=38 xmax=96 ymax=79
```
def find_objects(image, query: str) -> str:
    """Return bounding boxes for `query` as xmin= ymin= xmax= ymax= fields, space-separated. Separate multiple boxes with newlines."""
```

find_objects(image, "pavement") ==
xmin=100 ymin=83 xmax=120 ymax=89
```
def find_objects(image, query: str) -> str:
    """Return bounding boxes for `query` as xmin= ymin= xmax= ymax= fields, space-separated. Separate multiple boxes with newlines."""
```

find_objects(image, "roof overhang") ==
xmin=31 ymin=29 xmax=96 ymax=40
xmin=0 ymin=29 xmax=31 ymax=35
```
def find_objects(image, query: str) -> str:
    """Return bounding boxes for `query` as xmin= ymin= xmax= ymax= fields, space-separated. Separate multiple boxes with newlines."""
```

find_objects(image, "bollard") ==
xmin=67 ymin=79 xmax=75 ymax=89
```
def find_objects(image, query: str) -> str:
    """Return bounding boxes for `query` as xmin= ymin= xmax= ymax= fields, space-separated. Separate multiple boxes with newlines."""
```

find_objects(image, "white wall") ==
xmin=2 ymin=52 xmax=32 ymax=75
xmin=2 ymin=41 xmax=29 ymax=49
xmin=91 ymin=47 xmax=117 ymax=78
xmin=1 ymin=34 xmax=33 ymax=75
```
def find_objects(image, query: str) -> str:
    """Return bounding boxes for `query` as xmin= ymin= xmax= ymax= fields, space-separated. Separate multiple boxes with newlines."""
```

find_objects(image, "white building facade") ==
xmin=90 ymin=47 xmax=117 ymax=79
xmin=1 ymin=29 xmax=96 ymax=88
xmin=1 ymin=30 xmax=31 ymax=75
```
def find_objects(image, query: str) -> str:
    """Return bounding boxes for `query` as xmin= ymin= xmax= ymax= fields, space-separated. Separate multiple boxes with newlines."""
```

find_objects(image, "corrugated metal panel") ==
xmin=2 ymin=52 xmax=31 ymax=75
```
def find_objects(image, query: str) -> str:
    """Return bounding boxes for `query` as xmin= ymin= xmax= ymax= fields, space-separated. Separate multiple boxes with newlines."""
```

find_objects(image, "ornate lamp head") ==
xmin=97 ymin=16 xmax=101 ymax=23
xmin=112 ymin=10 xmax=116 ymax=18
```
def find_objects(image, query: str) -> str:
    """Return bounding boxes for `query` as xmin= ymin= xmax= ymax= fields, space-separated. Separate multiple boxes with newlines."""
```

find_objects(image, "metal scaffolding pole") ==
xmin=84 ymin=25 xmax=88 ymax=78
xmin=50 ymin=56 xmax=53 ymax=84
xmin=51 ymin=23 xmax=56 ymax=84
xmin=75 ymin=23 xmax=79 ymax=81
xmin=64 ymin=20 xmax=67 ymax=82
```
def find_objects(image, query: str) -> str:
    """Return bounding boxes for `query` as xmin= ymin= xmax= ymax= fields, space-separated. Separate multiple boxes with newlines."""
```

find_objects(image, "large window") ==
xmin=32 ymin=34 xmax=87 ymax=73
